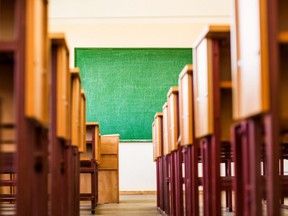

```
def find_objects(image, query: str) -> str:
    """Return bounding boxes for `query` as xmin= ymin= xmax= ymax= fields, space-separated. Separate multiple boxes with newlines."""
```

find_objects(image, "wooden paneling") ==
xmin=167 ymin=87 xmax=179 ymax=151
xmin=80 ymin=173 xmax=91 ymax=194
xmin=98 ymin=135 xmax=119 ymax=203
xmin=178 ymin=65 xmax=194 ymax=146
xmin=70 ymin=68 xmax=81 ymax=147
xmin=100 ymin=136 xmax=118 ymax=155
xmin=98 ymin=170 xmax=119 ymax=203
xmin=231 ymin=0 xmax=269 ymax=119
xmin=193 ymin=38 xmax=214 ymax=138
xmin=25 ymin=0 xmax=49 ymax=126
xmin=99 ymin=155 xmax=118 ymax=170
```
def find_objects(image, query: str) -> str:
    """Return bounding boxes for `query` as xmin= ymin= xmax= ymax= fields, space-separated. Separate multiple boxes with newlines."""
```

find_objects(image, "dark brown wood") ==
xmin=201 ymin=138 xmax=212 ymax=216
xmin=266 ymin=0 xmax=280 ymax=214
xmin=174 ymin=148 xmax=184 ymax=216
xmin=248 ymin=118 xmax=262 ymax=216
xmin=50 ymin=45 xmax=68 ymax=216
xmin=225 ymin=159 xmax=232 ymax=212
xmin=170 ymin=153 xmax=176 ymax=216
xmin=0 ymin=42 xmax=17 ymax=52
xmin=183 ymin=144 xmax=199 ymax=216
xmin=163 ymin=156 xmax=170 ymax=215
xmin=231 ymin=123 xmax=244 ymax=216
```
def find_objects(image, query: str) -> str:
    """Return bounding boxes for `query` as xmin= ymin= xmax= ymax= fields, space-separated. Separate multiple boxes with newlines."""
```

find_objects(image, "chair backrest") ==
xmin=162 ymin=102 xmax=171 ymax=155
xmin=70 ymin=68 xmax=82 ymax=148
xmin=167 ymin=87 xmax=179 ymax=152
xmin=178 ymin=65 xmax=194 ymax=146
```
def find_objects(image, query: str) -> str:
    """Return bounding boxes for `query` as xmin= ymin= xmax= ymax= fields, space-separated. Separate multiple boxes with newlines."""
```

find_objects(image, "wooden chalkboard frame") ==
xmin=75 ymin=48 xmax=192 ymax=141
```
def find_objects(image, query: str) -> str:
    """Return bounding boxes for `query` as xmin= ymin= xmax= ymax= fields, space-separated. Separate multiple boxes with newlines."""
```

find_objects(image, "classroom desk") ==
xmin=50 ymin=33 xmax=73 ymax=216
xmin=178 ymin=64 xmax=200 ymax=216
xmin=152 ymin=113 xmax=164 ymax=212
xmin=0 ymin=1 xmax=49 ymax=215
xmin=193 ymin=25 xmax=232 ymax=216
xmin=230 ymin=0 xmax=288 ymax=215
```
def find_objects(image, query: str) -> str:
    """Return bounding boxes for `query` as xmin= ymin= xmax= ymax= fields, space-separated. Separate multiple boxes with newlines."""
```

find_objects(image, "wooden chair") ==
xmin=230 ymin=0 xmax=288 ymax=215
xmin=80 ymin=122 xmax=100 ymax=214
xmin=193 ymin=25 xmax=233 ymax=216
xmin=69 ymin=68 xmax=83 ymax=216
xmin=167 ymin=86 xmax=184 ymax=216
xmin=178 ymin=64 xmax=200 ymax=216
xmin=0 ymin=0 xmax=49 ymax=215
xmin=152 ymin=113 xmax=164 ymax=213
xmin=161 ymin=102 xmax=172 ymax=215
xmin=50 ymin=33 xmax=72 ymax=216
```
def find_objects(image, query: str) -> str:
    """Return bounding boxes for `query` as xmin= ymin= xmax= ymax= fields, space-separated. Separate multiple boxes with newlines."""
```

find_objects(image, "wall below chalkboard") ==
xmin=75 ymin=48 xmax=192 ymax=141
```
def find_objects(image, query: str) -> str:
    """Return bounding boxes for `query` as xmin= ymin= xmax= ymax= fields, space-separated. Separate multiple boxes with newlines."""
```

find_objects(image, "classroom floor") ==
xmin=2 ymin=194 xmax=288 ymax=215
xmin=80 ymin=194 xmax=288 ymax=216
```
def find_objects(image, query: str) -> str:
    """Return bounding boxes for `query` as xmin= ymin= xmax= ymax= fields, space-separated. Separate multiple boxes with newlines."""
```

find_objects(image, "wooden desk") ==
xmin=98 ymin=135 xmax=119 ymax=204
xmin=230 ymin=0 xmax=288 ymax=215
xmin=193 ymin=25 xmax=232 ymax=140
xmin=193 ymin=25 xmax=232 ymax=216
xmin=50 ymin=33 xmax=72 ymax=216
xmin=0 ymin=1 xmax=49 ymax=215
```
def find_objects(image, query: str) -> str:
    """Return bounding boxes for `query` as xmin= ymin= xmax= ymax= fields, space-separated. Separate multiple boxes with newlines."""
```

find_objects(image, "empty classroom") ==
xmin=0 ymin=0 xmax=288 ymax=215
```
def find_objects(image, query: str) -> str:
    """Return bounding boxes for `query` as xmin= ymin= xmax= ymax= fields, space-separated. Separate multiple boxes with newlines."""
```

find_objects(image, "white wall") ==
xmin=49 ymin=0 xmax=231 ymax=192
xmin=119 ymin=142 xmax=156 ymax=191
xmin=49 ymin=0 xmax=231 ymax=67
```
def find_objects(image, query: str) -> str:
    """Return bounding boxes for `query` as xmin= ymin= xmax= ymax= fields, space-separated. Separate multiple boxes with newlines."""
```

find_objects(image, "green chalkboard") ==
xmin=75 ymin=48 xmax=192 ymax=141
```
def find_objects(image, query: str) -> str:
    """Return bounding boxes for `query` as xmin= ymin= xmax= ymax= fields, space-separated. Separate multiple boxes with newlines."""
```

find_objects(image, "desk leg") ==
xmin=174 ymin=148 xmax=184 ymax=216
xmin=163 ymin=156 xmax=170 ymax=215
xmin=170 ymin=153 xmax=177 ymax=216
xmin=91 ymin=160 xmax=97 ymax=214
xmin=248 ymin=118 xmax=262 ymax=216
xmin=225 ymin=159 xmax=232 ymax=212
xmin=184 ymin=144 xmax=199 ymax=216
xmin=231 ymin=123 xmax=244 ymax=216
xmin=264 ymin=114 xmax=280 ymax=216
xmin=201 ymin=139 xmax=212 ymax=216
